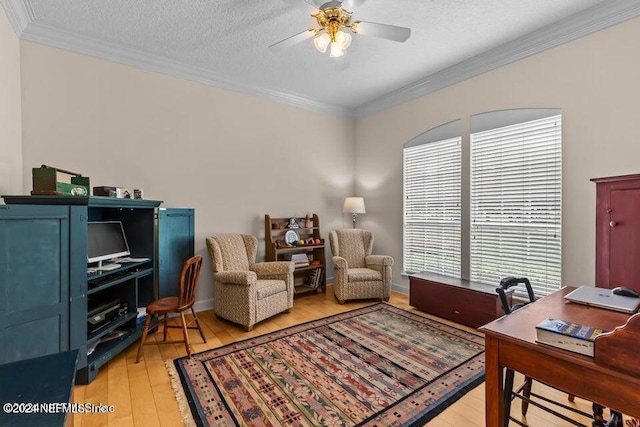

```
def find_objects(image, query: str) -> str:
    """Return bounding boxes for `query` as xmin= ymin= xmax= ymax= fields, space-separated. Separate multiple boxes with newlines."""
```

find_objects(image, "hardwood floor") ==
xmin=71 ymin=287 xmax=616 ymax=426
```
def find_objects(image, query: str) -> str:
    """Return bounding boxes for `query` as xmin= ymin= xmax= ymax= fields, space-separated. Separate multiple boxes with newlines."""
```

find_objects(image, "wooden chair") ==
xmin=136 ymin=255 xmax=206 ymax=363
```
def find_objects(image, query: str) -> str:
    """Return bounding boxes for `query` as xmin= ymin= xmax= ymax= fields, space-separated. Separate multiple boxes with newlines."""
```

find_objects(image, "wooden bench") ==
xmin=409 ymin=272 xmax=511 ymax=328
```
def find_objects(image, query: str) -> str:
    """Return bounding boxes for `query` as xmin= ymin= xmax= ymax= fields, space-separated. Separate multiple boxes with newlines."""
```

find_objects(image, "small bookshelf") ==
xmin=264 ymin=214 xmax=326 ymax=295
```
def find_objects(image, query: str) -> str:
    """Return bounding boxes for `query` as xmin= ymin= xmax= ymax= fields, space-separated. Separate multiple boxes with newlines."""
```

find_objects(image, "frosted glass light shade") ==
xmin=313 ymin=33 xmax=331 ymax=53
xmin=343 ymin=197 xmax=366 ymax=214
xmin=329 ymin=42 xmax=345 ymax=58
xmin=336 ymin=31 xmax=352 ymax=49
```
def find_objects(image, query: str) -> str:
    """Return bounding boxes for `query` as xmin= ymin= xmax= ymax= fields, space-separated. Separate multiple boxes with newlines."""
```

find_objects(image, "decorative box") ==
xmin=31 ymin=165 xmax=90 ymax=196
xmin=93 ymin=186 xmax=118 ymax=197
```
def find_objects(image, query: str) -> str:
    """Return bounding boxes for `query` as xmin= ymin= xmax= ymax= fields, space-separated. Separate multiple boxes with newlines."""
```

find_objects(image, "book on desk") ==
xmin=535 ymin=318 xmax=607 ymax=356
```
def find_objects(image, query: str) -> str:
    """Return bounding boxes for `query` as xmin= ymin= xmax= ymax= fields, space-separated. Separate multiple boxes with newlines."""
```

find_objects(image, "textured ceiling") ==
xmin=8 ymin=0 xmax=620 ymax=112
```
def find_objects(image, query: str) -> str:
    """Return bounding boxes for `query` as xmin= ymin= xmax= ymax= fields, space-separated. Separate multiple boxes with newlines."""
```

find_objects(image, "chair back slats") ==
xmin=177 ymin=255 xmax=202 ymax=310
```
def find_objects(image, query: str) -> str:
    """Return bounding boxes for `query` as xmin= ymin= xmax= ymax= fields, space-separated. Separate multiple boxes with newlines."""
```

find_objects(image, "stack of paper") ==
xmin=284 ymin=253 xmax=309 ymax=267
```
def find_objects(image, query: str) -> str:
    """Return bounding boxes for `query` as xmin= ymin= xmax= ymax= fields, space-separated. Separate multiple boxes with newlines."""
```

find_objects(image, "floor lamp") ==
xmin=343 ymin=197 xmax=366 ymax=228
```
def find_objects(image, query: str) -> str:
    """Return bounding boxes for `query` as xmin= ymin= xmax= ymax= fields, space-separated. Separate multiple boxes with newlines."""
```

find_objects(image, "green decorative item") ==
xmin=31 ymin=165 xmax=90 ymax=196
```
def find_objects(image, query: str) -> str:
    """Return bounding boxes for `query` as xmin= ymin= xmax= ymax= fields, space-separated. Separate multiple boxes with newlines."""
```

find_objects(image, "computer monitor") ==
xmin=87 ymin=221 xmax=130 ymax=266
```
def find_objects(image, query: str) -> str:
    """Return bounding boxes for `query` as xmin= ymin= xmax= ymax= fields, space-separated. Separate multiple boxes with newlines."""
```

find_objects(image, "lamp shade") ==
xmin=343 ymin=197 xmax=366 ymax=214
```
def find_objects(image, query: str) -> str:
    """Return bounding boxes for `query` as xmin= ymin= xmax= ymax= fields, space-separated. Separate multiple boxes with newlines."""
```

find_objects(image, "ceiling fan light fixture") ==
xmin=270 ymin=0 xmax=411 ymax=63
xmin=313 ymin=32 xmax=331 ymax=53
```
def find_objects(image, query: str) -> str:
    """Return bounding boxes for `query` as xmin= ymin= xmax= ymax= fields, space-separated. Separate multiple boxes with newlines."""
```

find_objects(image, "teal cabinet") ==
xmin=0 ymin=205 xmax=71 ymax=364
xmin=156 ymin=208 xmax=194 ymax=298
xmin=0 ymin=196 xmax=191 ymax=384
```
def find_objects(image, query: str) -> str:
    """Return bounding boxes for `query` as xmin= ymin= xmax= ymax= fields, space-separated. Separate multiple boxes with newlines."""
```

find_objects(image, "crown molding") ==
xmin=18 ymin=22 xmax=354 ymax=118
xmin=20 ymin=22 xmax=354 ymax=117
xmin=5 ymin=0 xmax=639 ymax=119
xmin=0 ymin=0 xmax=34 ymax=36
xmin=354 ymin=0 xmax=640 ymax=118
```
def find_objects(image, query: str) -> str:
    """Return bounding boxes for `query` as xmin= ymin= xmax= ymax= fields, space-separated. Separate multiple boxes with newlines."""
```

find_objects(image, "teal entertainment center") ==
xmin=0 ymin=196 xmax=194 ymax=384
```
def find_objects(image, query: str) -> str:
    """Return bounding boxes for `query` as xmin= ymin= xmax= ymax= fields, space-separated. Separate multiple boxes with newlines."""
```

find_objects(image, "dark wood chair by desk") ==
xmin=0 ymin=350 xmax=78 ymax=427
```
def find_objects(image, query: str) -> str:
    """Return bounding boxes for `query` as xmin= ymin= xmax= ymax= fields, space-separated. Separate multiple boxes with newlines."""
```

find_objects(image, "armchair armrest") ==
xmin=365 ymin=255 xmax=394 ymax=267
xmin=214 ymin=270 xmax=257 ymax=286
xmin=251 ymin=261 xmax=294 ymax=279
xmin=332 ymin=256 xmax=348 ymax=269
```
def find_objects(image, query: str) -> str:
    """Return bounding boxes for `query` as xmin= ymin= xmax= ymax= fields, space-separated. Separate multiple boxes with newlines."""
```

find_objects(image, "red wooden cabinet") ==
xmin=592 ymin=174 xmax=640 ymax=291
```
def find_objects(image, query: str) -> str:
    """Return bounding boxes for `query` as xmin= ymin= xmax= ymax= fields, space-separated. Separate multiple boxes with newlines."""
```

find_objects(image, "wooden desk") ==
xmin=479 ymin=287 xmax=640 ymax=426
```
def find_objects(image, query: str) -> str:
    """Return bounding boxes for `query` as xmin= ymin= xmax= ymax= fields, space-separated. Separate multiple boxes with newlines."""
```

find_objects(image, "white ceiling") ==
xmin=3 ymin=0 xmax=640 ymax=116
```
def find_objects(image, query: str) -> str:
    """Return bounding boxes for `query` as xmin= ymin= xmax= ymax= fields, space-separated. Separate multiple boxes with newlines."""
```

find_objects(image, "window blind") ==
xmin=470 ymin=115 xmax=561 ymax=296
xmin=403 ymin=137 xmax=461 ymax=276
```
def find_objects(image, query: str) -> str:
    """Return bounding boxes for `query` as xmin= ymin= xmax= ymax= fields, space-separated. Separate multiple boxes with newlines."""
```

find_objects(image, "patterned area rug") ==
xmin=167 ymin=303 xmax=485 ymax=426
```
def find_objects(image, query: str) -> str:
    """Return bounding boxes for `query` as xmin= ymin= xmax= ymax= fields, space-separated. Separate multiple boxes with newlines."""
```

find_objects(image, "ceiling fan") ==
xmin=269 ymin=0 xmax=411 ymax=60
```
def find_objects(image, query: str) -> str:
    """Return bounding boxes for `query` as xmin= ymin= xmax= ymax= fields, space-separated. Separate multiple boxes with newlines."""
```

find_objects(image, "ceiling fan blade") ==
xmin=352 ymin=21 xmax=411 ymax=42
xmin=269 ymin=29 xmax=316 ymax=52
xmin=281 ymin=0 xmax=320 ymax=16
xmin=341 ymin=0 xmax=368 ymax=12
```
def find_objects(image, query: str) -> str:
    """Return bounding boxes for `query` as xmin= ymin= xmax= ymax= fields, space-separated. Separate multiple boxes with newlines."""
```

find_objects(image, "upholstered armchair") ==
xmin=328 ymin=229 xmax=393 ymax=304
xmin=205 ymin=234 xmax=294 ymax=331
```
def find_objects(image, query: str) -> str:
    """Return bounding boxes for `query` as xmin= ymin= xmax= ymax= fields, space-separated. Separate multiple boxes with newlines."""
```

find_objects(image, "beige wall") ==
xmin=0 ymin=6 xmax=22 ymax=198
xmin=355 ymin=16 xmax=640 ymax=290
xmin=20 ymin=41 xmax=355 ymax=307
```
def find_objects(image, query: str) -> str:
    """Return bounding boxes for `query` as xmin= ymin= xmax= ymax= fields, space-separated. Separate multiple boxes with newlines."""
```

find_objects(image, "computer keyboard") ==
xmin=97 ymin=263 xmax=121 ymax=271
